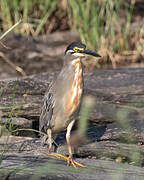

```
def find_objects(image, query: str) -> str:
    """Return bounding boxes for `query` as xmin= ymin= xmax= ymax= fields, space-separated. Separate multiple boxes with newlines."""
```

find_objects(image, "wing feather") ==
xmin=39 ymin=89 xmax=55 ymax=131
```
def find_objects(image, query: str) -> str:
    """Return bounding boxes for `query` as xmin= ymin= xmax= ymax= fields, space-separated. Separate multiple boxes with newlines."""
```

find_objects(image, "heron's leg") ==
xmin=46 ymin=128 xmax=52 ymax=152
xmin=45 ymin=128 xmax=69 ymax=159
xmin=47 ymin=120 xmax=77 ymax=163
xmin=66 ymin=120 xmax=75 ymax=160
xmin=46 ymin=121 xmax=85 ymax=168
xmin=40 ymin=128 xmax=52 ymax=148
xmin=41 ymin=135 xmax=47 ymax=146
xmin=66 ymin=120 xmax=86 ymax=168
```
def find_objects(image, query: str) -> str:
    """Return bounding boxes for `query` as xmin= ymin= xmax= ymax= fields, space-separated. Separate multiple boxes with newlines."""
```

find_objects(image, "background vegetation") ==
xmin=0 ymin=0 xmax=143 ymax=67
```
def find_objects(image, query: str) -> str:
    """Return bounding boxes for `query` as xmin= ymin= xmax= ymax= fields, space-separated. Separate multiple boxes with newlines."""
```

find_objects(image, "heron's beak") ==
xmin=82 ymin=49 xmax=101 ymax=58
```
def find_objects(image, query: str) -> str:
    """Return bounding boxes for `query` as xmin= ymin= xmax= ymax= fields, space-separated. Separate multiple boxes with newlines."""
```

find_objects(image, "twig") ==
xmin=0 ymin=52 xmax=26 ymax=77
xmin=0 ymin=41 xmax=11 ymax=49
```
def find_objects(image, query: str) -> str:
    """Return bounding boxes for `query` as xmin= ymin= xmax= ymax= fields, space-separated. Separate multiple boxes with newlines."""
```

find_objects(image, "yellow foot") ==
xmin=45 ymin=152 xmax=86 ymax=168
xmin=67 ymin=157 xmax=86 ymax=169
xmin=46 ymin=152 xmax=68 ymax=160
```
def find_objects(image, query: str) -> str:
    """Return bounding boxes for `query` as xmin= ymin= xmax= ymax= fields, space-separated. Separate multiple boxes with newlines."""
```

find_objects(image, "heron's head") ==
xmin=65 ymin=42 xmax=101 ymax=59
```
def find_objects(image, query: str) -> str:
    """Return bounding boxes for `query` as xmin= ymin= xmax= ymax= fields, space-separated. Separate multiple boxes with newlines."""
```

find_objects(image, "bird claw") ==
xmin=67 ymin=157 xmax=86 ymax=168
xmin=45 ymin=152 xmax=86 ymax=168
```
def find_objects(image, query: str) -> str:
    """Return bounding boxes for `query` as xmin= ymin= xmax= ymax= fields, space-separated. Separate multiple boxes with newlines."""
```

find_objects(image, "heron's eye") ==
xmin=73 ymin=47 xmax=84 ymax=52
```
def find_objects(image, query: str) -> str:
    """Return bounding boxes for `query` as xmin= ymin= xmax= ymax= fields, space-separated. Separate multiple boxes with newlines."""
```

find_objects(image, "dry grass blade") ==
xmin=0 ymin=19 xmax=21 ymax=40
xmin=0 ymin=20 xmax=21 ymax=49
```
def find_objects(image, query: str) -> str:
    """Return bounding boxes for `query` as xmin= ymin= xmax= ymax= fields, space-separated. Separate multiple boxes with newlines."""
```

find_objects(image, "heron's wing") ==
xmin=39 ymin=89 xmax=55 ymax=132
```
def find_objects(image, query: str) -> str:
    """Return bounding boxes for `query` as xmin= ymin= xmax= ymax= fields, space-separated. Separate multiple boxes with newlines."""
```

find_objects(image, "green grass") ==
xmin=0 ymin=81 xmax=18 ymax=164
xmin=0 ymin=0 xmax=58 ymax=35
xmin=68 ymin=0 xmax=135 ymax=58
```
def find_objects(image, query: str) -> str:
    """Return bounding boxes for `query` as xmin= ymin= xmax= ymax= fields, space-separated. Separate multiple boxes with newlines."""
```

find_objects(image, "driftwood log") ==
xmin=1 ymin=153 xmax=144 ymax=180
xmin=0 ymin=68 xmax=144 ymax=129
xmin=1 ymin=68 xmax=144 ymax=179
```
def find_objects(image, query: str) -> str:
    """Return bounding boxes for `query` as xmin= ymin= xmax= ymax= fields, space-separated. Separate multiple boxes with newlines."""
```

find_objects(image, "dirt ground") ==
xmin=0 ymin=31 xmax=144 ymax=81
xmin=0 ymin=32 xmax=80 ymax=79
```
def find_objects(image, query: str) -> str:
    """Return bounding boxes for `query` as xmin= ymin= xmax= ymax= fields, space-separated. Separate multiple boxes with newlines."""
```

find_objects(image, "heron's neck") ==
xmin=71 ymin=57 xmax=82 ymax=73
xmin=64 ymin=58 xmax=83 ymax=116
xmin=71 ymin=57 xmax=83 ymax=90
xmin=71 ymin=57 xmax=81 ymax=65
